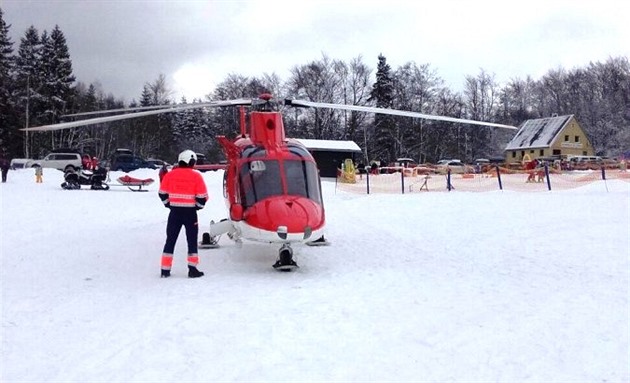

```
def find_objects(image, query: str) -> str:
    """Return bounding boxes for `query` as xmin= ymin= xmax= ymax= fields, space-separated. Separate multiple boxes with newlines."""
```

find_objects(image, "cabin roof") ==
xmin=505 ymin=115 xmax=573 ymax=150
xmin=295 ymin=139 xmax=362 ymax=152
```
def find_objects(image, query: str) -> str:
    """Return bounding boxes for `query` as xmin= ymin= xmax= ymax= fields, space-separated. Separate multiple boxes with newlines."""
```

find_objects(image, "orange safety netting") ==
xmin=336 ymin=169 xmax=630 ymax=194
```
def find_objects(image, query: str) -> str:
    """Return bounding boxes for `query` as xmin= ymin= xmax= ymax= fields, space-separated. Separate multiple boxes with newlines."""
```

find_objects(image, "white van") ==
xmin=568 ymin=155 xmax=602 ymax=169
xmin=568 ymin=155 xmax=601 ymax=164
xmin=25 ymin=153 xmax=83 ymax=171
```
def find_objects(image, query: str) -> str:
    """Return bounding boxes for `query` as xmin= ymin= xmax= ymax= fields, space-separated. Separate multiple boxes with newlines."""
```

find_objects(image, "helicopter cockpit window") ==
xmin=239 ymin=160 xmax=282 ymax=208
xmin=241 ymin=146 xmax=267 ymax=159
xmin=284 ymin=160 xmax=322 ymax=204
xmin=286 ymin=144 xmax=311 ymax=158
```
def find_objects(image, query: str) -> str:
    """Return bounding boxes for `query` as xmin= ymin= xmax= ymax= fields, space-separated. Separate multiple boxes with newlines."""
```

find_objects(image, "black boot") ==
xmin=161 ymin=269 xmax=171 ymax=278
xmin=188 ymin=266 xmax=204 ymax=278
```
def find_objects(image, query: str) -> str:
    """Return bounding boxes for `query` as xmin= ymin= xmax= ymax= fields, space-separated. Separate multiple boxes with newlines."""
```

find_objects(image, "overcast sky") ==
xmin=3 ymin=0 xmax=629 ymax=103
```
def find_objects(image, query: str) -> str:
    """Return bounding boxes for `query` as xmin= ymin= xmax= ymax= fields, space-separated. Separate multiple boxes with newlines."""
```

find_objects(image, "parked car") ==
xmin=193 ymin=153 xmax=226 ymax=172
xmin=26 ymin=152 xmax=83 ymax=172
xmin=146 ymin=158 xmax=170 ymax=168
xmin=110 ymin=155 xmax=155 ymax=172
xmin=9 ymin=158 xmax=32 ymax=170
xmin=49 ymin=148 xmax=82 ymax=155
xmin=435 ymin=159 xmax=469 ymax=174
xmin=568 ymin=155 xmax=602 ymax=170
xmin=392 ymin=158 xmax=418 ymax=168
xmin=113 ymin=148 xmax=133 ymax=156
xmin=194 ymin=161 xmax=228 ymax=172
xmin=473 ymin=158 xmax=490 ymax=166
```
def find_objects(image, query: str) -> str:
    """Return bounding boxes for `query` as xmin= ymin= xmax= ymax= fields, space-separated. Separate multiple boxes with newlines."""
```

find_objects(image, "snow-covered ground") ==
xmin=1 ymin=168 xmax=628 ymax=382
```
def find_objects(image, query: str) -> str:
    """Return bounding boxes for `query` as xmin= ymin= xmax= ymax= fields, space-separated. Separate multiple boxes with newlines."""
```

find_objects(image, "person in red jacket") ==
xmin=158 ymin=150 xmax=208 ymax=278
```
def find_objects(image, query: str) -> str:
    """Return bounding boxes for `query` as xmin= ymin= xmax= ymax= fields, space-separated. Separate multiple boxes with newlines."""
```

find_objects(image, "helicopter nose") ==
xmin=250 ymin=196 xmax=324 ymax=235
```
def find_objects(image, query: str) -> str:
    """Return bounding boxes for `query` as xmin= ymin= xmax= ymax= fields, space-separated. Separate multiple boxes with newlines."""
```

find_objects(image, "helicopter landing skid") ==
xmin=306 ymin=235 xmax=330 ymax=246
xmin=273 ymin=244 xmax=298 ymax=271
xmin=199 ymin=232 xmax=220 ymax=249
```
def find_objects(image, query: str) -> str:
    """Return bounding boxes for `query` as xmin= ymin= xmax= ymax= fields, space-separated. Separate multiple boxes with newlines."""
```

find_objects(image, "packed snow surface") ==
xmin=1 ymin=168 xmax=628 ymax=382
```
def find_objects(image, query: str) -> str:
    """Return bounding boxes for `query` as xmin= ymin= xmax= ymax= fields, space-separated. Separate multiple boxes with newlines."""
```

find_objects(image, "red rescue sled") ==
xmin=117 ymin=175 xmax=155 ymax=192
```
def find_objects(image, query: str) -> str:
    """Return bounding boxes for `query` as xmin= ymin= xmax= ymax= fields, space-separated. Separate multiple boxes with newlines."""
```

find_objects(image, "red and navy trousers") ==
xmin=160 ymin=207 xmax=200 ymax=271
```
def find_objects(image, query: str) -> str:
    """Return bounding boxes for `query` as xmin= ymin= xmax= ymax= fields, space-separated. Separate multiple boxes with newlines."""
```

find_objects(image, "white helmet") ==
xmin=178 ymin=150 xmax=197 ymax=167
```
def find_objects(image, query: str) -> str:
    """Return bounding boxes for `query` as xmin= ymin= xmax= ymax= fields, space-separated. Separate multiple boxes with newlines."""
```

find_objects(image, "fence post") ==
xmin=601 ymin=166 xmax=606 ymax=180
xmin=366 ymin=170 xmax=370 ymax=194
xmin=495 ymin=165 xmax=503 ymax=190
xmin=447 ymin=169 xmax=452 ymax=191
xmin=545 ymin=164 xmax=551 ymax=191
xmin=401 ymin=170 xmax=405 ymax=194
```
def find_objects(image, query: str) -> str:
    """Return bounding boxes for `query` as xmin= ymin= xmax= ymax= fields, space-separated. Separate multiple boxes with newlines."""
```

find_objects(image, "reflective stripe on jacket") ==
xmin=159 ymin=167 xmax=208 ymax=208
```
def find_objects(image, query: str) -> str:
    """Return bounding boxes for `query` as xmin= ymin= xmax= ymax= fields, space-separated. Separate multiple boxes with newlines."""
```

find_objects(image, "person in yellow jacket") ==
xmin=158 ymin=150 xmax=208 ymax=278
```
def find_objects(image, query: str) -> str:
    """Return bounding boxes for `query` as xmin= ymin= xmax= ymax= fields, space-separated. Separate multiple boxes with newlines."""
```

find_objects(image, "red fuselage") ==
xmin=218 ymin=109 xmax=325 ymax=243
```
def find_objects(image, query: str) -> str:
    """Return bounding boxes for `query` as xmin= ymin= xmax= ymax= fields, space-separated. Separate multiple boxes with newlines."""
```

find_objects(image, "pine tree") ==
xmin=0 ymin=8 xmax=19 ymax=155
xmin=39 ymin=25 xmax=76 ymax=150
xmin=15 ymin=26 xmax=43 ymax=157
xmin=139 ymin=84 xmax=153 ymax=107
xmin=40 ymin=25 xmax=75 ymax=123
xmin=368 ymin=54 xmax=395 ymax=163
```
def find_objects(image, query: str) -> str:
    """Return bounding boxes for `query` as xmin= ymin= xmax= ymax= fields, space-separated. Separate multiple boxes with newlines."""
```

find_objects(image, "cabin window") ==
xmin=575 ymin=136 xmax=580 ymax=142
xmin=239 ymin=160 xmax=282 ymax=208
xmin=284 ymin=159 xmax=322 ymax=204
xmin=286 ymin=143 xmax=312 ymax=158
xmin=242 ymin=145 xmax=268 ymax=158
xmin=238 ymin=157 xmax=322 ymax=207
xmin=564 ymin=135 xmax=569 ymax=141
xmin=511 ymin=152 xmax=516 ymax=158
xmin=539 ymin=149 xmax=544 ymax=156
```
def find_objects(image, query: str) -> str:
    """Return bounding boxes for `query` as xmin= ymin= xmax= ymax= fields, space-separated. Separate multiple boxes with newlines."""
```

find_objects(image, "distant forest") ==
xmin=1 ymin=8 xmax=629 ymax=164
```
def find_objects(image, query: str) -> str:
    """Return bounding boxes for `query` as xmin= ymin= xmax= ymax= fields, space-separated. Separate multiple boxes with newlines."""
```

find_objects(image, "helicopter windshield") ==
xmin=240 ymin=160 xmax=282 ymax=207
xmin=239 ymin=156 xmax=322 ymax=208
xmin=284 ymin=159 xmax=321 ymax=202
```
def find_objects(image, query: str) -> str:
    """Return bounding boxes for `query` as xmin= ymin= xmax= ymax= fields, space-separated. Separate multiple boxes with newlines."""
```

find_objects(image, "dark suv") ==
xmin=110 ymin=155 xmax=155 ymax=172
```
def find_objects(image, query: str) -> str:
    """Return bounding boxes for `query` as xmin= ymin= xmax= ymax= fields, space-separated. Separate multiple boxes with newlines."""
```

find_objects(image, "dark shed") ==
xmin=295 ymin=139 xmax=362 ymax=177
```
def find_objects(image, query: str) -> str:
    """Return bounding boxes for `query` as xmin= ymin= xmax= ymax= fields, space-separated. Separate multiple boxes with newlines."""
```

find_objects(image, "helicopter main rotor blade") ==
xmin=22 ymin=99 xmax=252 ymax=132
xmin=63 ymin=104 xmax=184 ymax=118
xmin=62 ymin=100 xmax=244 ymax=118
xmin=286 ymin=99 xmax=518 ymax=130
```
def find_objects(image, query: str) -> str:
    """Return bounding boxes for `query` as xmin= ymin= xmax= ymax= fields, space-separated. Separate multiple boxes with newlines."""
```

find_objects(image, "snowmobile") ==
xmin=61 ymin=167 xmax=110 ymax=190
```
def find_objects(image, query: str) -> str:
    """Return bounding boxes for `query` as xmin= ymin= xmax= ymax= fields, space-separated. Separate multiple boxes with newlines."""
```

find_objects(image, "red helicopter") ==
xmin=200 ymin=94 xmax=327 ymax=270
xmin=22 ymin=94 xmax=516 ymax=270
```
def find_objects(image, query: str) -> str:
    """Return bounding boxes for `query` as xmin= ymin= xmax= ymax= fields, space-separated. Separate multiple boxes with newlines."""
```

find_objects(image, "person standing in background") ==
xmin=0 ymin=152 xmax=9 ymax=183
xmin=35 ymin=165 xmax=43 ymax=183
